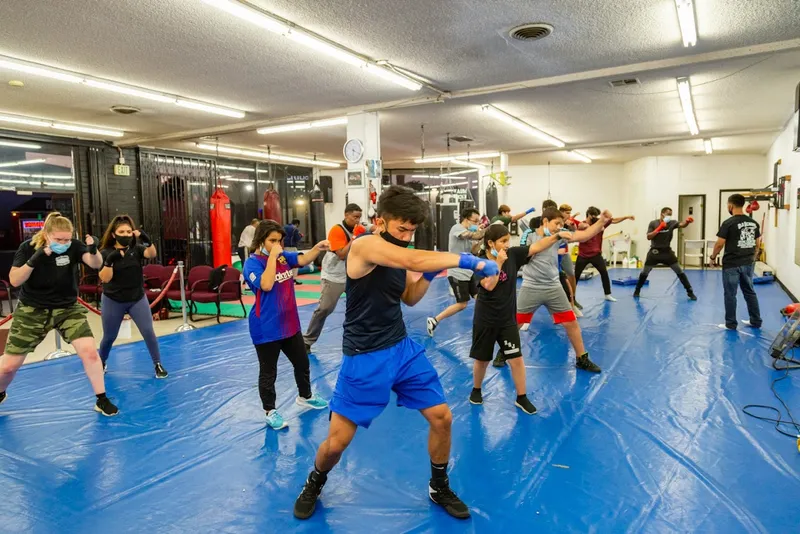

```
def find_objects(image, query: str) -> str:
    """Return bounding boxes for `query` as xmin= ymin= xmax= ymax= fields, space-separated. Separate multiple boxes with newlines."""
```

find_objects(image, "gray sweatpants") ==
xmin=303 ymin=279 xmax=345 ymax=347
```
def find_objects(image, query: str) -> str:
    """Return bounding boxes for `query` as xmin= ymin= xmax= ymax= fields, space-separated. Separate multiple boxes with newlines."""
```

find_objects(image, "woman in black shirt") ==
xmin=0 ymin=211 xmax=118 ymax=416
xmin=98 ymin=215 xmax=167 ymax=379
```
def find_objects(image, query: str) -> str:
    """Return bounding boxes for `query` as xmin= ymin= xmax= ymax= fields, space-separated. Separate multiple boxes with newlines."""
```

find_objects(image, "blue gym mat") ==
xmin=1 ymin=268 xmax=798 ymax=533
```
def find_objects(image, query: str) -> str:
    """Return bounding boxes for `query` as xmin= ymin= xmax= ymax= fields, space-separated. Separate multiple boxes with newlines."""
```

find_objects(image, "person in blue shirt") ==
xmin=243 ymin=219 xmax=330 ymax=431
xmin=283 ymin=219 xmax=304 ymax=285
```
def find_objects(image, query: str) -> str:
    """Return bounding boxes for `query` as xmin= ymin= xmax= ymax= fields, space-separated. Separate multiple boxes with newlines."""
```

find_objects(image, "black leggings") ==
xmin=254 ymin=332 xmax=312 ymax=412
xmin=574 ymin=254 xmax=611 ymax=295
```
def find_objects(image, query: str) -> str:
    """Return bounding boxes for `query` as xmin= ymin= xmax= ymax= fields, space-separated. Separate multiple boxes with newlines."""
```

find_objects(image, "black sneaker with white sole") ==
xmin=154 ymin=363 xmax=168 ymax=379
xmin=426 ymin=317 xmax=439 ymax=337
xmin=94 ymin=396 xmax=119 ymax=417
xmin=294 ymin=471 xmax=326 ymax=519
xmin=429 ymin=478 xmax=470 ymax=519
xmin=576 ymin=353 xmax=601 ymax=373
xmin=468 ymin=388 xmax=483 ymax=405
xmin=515 ymin=395 xmax=537 ymax=415
xmin=0 ymin=391 xmax=6 ymax=406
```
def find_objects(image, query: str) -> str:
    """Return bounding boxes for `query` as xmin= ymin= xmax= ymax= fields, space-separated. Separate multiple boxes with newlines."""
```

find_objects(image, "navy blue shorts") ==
xmin=330 ymin=337 xmax=447 ymax=428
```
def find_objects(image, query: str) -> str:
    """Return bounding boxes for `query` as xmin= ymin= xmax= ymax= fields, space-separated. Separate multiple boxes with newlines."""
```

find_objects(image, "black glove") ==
xmin=26 ymin=247 xmax=48 ymax=268
xmin=137 ymin=230 xmax=151 ymax=247
xmin=86 ymin=235 xmax=99 ymax=255
xmin=103 ymin=249 xmax=123 ymax=267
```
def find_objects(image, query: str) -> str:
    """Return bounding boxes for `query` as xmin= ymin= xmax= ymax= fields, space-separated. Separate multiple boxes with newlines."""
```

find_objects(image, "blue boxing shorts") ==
xmin=329 ymin=336 xmax=447 ymax=428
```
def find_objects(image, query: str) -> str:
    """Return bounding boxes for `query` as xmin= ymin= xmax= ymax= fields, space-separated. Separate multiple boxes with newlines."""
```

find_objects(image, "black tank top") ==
xmin=342 ymin=262 xmax=408 ymax=355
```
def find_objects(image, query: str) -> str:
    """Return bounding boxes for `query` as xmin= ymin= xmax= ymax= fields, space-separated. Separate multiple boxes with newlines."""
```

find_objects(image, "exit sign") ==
xmin=113 ymin=164 xmax=130 ymax=176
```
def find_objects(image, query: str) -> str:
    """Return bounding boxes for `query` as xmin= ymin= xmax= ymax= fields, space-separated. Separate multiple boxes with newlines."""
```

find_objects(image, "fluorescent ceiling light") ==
xmin=257 ymin=117 xmax=347 ymax=135
xmin=675 ymin=0 xmax=698 ymax=47
xmin=0 ymin=170 xmax=72 ymax=179
xmin=703 ymin=139 xmax=713 ymax=154
xmin=569 ymin=151 xmax=592 ymax=163
xmin=442 ymin=168 xmax=478 ymax=176
xmin=0 ymin=158 xmax=46 ymax=168
xmin=0 ymin=54 xmax=246 ymax=118
xmin=413 ymin=151 xmax=500 ymax=164
xmin=0 ymin=179 xmax=29 ymax=184
xmin=481 ymin=105 xmax=565 ymax=148
xmin=676 ymin=77 xmax=699 ymax=135
xmin=0 ymin=112 xmax=123 ymax=138
xmin=0 ymin=115 xmax=51 ymax=128
xmin=43 ymin=182 xmax=75 ymax=187
xmin=218 ymin=164 xmax=255 ymax=172
xmin=195 ymin=143 xmax=340 ymax=168
xmin=201 ymin=0 xmax=422 ymax=91
xmin=0 ymin=140 xmax=41 ymax=149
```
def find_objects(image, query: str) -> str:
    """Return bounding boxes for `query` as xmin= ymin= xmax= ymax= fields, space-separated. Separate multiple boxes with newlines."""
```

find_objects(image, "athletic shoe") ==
xmin=429 ymin=479 xmax=470 ymax=519
xmin=266 ymin=410 xmax=288 ymax=430
xmin=295 ymin=280 xmax=303 ymax=285
xmin=515 ymin=395 xmax=537 ymax=415
xmin=0 ymin=391 xmax=6 ymax=406
xmin=102 ymin=362 xmax=108 ymax=374
xmin=633 ymin=291 xmax=640 ymax=299
xmin=294 ymin=471 xmax=326 ymax=519
xmin=94 ymin=396 xmax=119 ymax=417
xmin=604 ymin=295 xmax=617 ymax=302
xmin=493 ymin=350 xmax=506 ymax=368
xmin=296 ymin=393 xmax=328 ymax=410
xmin=576 ymin=353 xmax=601 ymax=373
xmin=688 ymin=292 xmax=698 ymax=301
xmin=574 ymin=300 xmax=583 ymax=310
xmin=469 ymin=389 xmax=483 ymax=405
xmin=573 ymin=306 xmax=584 ymax=318
xmin=719 ymin=324 xmax=737 ymax=331
xmin=520 ymin=322 xmax=530 ymax=332
xmin=742 ymin=320 xmax=762 ymax=328
xmin=154 ymin=363 xmax=168 ymax=379
xmin=426 ymin=317 xmax=439 ymax=337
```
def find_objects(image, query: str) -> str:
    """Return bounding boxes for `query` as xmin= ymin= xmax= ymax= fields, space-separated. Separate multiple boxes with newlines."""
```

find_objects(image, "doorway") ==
xmin=677 ymin=194 xmax=705 ymax=267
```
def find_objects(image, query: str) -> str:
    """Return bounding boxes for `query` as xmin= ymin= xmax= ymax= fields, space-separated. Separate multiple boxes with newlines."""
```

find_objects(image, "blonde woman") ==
xmin=0 ymin=212 xmax=118 ymax=416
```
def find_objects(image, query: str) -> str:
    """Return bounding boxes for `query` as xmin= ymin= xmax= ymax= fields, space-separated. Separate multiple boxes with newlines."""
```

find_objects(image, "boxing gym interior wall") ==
xmin=764 ymin=111 xmax=800 ymax=297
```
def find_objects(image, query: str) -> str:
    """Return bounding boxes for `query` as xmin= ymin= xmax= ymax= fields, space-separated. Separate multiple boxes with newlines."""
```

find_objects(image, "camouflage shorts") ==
xmin=4 ymin=302 xmax=93 ymax=356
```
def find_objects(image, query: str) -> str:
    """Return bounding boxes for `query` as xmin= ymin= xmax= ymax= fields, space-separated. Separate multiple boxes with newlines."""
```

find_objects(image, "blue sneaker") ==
xmin=265 ymin=410 xmax=288 ymax=430
xmin=296 ymin=393 xmax=328 ymax=410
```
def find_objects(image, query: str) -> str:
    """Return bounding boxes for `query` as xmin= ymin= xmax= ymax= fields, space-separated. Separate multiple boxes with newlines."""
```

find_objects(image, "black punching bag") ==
xmin=310 ymin=181 xmax=327 ymax=266
xmin=485 ymin=181 xmax=498 ymax=219
xmin=414 ymin=199 xmax=435 ymax=250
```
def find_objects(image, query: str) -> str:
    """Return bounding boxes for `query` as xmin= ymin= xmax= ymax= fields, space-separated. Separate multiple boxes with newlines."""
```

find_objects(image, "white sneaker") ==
xmin=520 ymin=322 xmax=530 ymax=331
xmin=426 ymin=317 xmax=438 ymax=337
xmin=604 ymin=295 xmax=617 ymax=302
xmin=573 ymin=306 xmax=584 ymax=318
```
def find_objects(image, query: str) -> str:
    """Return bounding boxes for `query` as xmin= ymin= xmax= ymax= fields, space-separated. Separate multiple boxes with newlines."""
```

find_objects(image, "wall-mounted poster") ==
xmin=347 ymin=170 xmax=364 ymax=188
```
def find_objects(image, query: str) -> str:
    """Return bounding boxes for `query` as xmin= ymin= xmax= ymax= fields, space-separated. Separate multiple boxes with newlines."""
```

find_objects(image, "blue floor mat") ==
xmin=1 ymin=268 xmax=798 ymax=533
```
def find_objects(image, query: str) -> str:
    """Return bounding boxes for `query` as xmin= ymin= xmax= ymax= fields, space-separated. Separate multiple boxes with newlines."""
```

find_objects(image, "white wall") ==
xmin=320 ymin=169 xmax=348 ymax=228
xmin=622 ymin=155 xmax=767 ymax=258
xmin=764 ymin=112 xmax=800 ymax=297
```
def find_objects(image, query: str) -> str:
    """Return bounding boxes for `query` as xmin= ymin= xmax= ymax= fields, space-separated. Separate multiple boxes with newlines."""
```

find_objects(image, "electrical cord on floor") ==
xmin=742 ymin=347 xmax=800 ymax=451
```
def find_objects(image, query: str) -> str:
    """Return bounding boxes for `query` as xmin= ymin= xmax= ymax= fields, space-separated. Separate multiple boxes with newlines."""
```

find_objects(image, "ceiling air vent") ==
xmin=608 ymin=78 xmax=641 ymax=88
xmin=509 ymin=23 xmax=553 ymax=42
xmin=450 ymin=135 xmax=474 ymax=143
xmin=110 ymin=105 xmax=141 ymax=115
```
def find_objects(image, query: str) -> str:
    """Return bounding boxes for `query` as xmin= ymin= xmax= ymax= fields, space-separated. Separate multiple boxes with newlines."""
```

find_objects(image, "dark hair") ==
xmin=661 ymin=207 xmax=672 ymax=215
xmin=377 ymin=185 xmax=427 ymax=224
xmin=101 ymin=214 xmax=137 ymax=250
xmin=541 ymin=207 xmax=564 ymax=223
xmin=460 ymin=207 xmax=479 ymax=222
xmin=542 ymin=199 xmax=558 ymax=210
xmin=728 ymin=194 xmax=746 ymax=208
xmin=483 ymin=223 xmax=510 ymax=250
xmin=344 ymin=203 xmax=362 ymax=214
xmin=291 ymin=218 xmax=301 ymax=226
xmin=250 ymin=219 xmax=285 ymax=252
xmin=586 ymin=206 xmax=601 ymax=218
xmin=498 ymin=204 xmax=511 ymax=215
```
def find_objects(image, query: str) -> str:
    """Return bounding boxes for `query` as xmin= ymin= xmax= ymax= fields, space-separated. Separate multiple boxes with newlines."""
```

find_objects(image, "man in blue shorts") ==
xmin=293 ymin=185 xmax=498 ymax=521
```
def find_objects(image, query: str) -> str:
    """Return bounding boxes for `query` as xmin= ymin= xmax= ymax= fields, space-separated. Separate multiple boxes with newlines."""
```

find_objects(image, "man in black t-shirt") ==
xmin=710 ymin=194 xmax=762 ymax=330
xmin=633 ymin=207 xmax=697 ymax=300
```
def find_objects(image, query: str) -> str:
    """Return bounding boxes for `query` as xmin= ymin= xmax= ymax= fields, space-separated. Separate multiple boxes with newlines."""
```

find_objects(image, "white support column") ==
xmin=346 ymin=112 xmax=381 ymax=219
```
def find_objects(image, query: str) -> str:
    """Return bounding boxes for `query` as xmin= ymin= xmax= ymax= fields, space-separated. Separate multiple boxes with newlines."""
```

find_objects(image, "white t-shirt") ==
xmin=238 ymin=225 xmax=255 ymax=248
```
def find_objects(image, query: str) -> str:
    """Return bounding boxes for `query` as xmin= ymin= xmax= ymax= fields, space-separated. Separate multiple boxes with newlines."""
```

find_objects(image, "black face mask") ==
xmin=380 ymin=228 xmax=412 ymax=248
xmin=590 ymin=216 xmax=599 ymax=223
xmin=115 ymin=235 xmax=133 ymax=247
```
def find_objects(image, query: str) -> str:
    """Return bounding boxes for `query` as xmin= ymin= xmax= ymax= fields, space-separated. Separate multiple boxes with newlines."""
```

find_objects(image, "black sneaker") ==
xmin=154 ymin=363 xmax=168 ymax=379
xmin=294 ymin=471 xmax=326 ymax=519
xmin=94 ymin=396 xmax=119 ymax=417
xmin=295 ymin=280 xmax=303 ymax=285
xmin=429 ymin=479 xmax=470 ymax=519
xmin=576 ymin=353 xmax=601 ymax=373
xmin=688 ymin=292 xmax=697 ymax=301
xmin=492 ymin=350 xmax=506 ymax=368
xmin=468 ymin=389 xmax=483 ymax=405
xmin=515 ymin=395 xmax=537 ymax=415
xmin=0 ymin=391 xmax=6 ymax=406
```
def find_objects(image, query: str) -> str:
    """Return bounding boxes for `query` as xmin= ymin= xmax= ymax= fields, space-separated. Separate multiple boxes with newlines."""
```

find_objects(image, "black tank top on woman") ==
xmin=342 ymin=262 xmax=408 ymax=356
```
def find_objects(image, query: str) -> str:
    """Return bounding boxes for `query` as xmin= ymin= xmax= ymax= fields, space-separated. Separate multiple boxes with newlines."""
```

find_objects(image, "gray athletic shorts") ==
xmin=516 ymin=284 xmax=577 ymax=324
xmin=561 ymin=251 xmax=575 ymax=277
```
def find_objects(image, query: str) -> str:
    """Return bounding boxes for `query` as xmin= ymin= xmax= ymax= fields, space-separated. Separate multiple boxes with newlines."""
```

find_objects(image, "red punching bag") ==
xmin=263 ymin=185 xmax=282 ymax=223
xmin=210 ymin=188 xmax=232 ymax=267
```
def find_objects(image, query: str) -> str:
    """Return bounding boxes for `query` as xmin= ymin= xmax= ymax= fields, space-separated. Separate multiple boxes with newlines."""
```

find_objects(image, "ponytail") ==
xmin=31 ymin=212 xmax=73 ymax=249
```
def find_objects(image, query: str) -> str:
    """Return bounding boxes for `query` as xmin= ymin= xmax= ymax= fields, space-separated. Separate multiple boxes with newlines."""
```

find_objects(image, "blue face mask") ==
xmin=261 ymin=247 xmax=269 ymax=255
xmin=663 ymin=216 xmax=672 ymax=223
xmin=544 ymin=227 xmax=552 ymax=237
xmin=50 ymin=242 xmax=71 ymax=254
xmin=468 ymin=224 xmax=479 ymax=232
xmin=490 ymin=249 xmax=499 ymax=257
